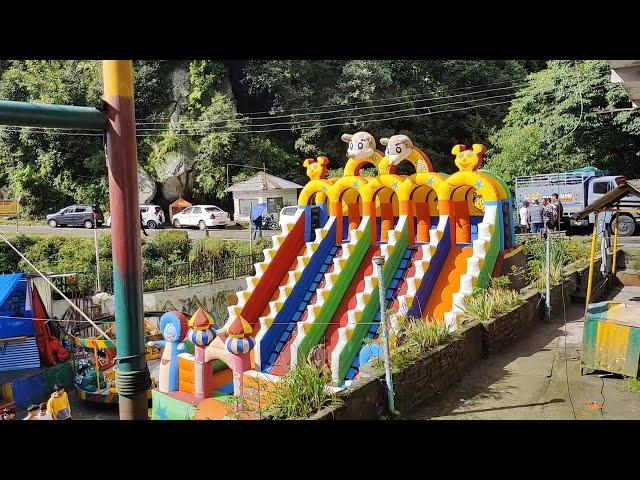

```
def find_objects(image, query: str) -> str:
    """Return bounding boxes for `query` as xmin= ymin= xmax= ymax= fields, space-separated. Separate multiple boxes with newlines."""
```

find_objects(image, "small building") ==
xmin=169 ymin=196 xmax=193 ymax=223
xmin=226 ymin=172 xmax=303 ymax=221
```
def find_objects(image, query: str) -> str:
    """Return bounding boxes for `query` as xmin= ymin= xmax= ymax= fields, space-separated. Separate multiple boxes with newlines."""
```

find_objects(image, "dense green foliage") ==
xmin=486 ymin=60 xmax=640 ymax=188
xmin=2 ymin=59 xmax=638 ymax=216
xmin=0 ymin=232 xmax=272 ymax=274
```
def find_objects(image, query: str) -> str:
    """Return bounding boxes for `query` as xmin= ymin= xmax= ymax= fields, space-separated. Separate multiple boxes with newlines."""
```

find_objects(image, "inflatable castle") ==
xmin=150 ymin=133 xmax=522 ymax=419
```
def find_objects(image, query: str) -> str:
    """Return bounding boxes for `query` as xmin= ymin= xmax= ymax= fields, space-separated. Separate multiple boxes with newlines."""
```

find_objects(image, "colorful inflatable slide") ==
xmin=150 ymin=132 xmax=520 ymax=419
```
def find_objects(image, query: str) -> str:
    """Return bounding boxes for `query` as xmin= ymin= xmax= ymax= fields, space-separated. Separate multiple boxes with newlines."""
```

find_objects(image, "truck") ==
xmin=515 ymin=168 xmax=640 ymax=237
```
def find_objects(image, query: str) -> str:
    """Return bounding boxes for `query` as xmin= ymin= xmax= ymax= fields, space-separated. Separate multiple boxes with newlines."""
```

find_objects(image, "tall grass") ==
xmin=461 ymin=286 xmax=522 ymax=323
xmin=266 ymin=362 xmax=338 ymax=420
xmin=374 ymin=316 xmax=453 ymax=373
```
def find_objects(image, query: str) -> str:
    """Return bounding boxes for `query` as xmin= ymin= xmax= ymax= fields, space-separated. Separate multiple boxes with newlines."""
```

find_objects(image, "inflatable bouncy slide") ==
xmin=150 ymin=132 xmax=521 ymax=419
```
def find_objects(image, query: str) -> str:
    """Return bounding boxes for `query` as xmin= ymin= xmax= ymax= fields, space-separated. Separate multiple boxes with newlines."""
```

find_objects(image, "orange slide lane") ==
xmin=423 ymin=246 xmax=473 ymax=322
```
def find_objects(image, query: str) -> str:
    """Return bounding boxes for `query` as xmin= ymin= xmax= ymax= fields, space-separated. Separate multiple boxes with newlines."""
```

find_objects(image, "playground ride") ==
xmin=69 ymin=312 xmax=168 ymax=403
xmin=149 ymin=132 xmax=521 ymax=419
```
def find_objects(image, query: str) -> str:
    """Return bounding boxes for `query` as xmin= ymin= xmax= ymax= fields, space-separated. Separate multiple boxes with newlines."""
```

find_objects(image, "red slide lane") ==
xmin=238 ymin=215 xmax=306 ymax=328
xmin=325 ymin=247 xmax=379 ymax=366
xmin=390 ymin=245 xmax=424 ymax=312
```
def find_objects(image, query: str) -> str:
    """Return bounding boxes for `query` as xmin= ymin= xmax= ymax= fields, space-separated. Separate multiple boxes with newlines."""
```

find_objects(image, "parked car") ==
xmin=278 ymin=206 xmax=298 ymax=231
xmin=105 ymin=204 xmax=165 ymax=229
xmin=47 ymin=205 xmax=104 ymax=229
xmin=172 ymin=205 xmax=229 ymax=230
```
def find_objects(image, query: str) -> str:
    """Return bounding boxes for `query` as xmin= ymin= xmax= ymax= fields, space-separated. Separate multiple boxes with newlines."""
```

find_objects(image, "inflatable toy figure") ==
xmin=379 ymin=134 xmax=434 ymax=174
xmin=303 ymin=156 xmax=329 ymax=180
xmin=225 ymin=315 xmax=255 ymax=407
xmin=187 ymin=308 xmax=217 ymax=399
xmin=147 ymin=311 xmax=188 ymax=393
xmin=451 ymin=144 xmax=486 ymax=171
xmin=341 ymin=131 xmax=384 ymax=176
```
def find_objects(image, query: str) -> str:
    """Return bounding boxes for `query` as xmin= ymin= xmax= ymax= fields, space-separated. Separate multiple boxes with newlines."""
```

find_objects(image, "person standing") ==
xmin=23 ymin=404 xmax=39 ymax=420
xmin=519 ymin=201 xmax=530 ymax=233
xmin=527 ymin=199 xmax=545 ymax=233
xmin=542 ymin=197 xmax=555 ymax=231
xmin=552 ymin=193 xmax=563 ymax=231
xmin=252 ymin=214 xmax=263 ymax=240
xmin=155 ymin=207 xmax=165 ymax=228
xmin=47 ymin=384 xmax=72 ymax=420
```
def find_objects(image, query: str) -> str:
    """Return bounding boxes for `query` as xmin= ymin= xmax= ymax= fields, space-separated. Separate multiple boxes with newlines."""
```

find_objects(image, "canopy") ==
xmin=576 ymin=179 xmax=640 ymax=219
xmin=251 ymin=203 xmax=267 ymax=221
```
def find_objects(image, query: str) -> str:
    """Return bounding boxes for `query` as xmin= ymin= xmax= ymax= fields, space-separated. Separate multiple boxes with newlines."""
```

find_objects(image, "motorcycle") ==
xmin=262 ymin=213 xmax=280 ymax=230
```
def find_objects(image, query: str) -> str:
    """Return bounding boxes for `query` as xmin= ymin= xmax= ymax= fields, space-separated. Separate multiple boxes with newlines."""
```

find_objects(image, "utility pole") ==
xmin=249 ymin=200 xmax=253 ymax=257
xmin=94 ymin=211 xmax=101 ymax=293
xmin=373 ymin=256 xmax=397 ymax=417
xmin=103 ymin=60 xmax=150 ymax=420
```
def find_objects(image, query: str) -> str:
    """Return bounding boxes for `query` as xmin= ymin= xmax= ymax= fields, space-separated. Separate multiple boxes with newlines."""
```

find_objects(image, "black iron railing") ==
xmin=50 ymin=253 xmax=264 ymax=298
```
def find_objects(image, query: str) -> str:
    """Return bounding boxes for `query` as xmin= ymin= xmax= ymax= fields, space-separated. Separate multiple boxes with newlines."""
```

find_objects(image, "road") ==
xmin=0 ymin=224 xmax=280 ymax=240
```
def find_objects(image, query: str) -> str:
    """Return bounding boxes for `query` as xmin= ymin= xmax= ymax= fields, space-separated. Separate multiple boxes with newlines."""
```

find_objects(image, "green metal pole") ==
xmin=103 ymin=60 xmax=149 ymax=420
xmin=0 ymin=99 xmax=106 ymax=130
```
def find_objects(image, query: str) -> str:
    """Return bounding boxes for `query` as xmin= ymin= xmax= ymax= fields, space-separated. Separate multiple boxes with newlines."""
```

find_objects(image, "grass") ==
xmin=628 ymin=378 xmax=640 ymax=396
xmin=264 ymin=362 xmax=340 ymax=420
xmin=461 ymin=286 xmax=522 ymax=323
xmin=373 ymin=316 xmax=453 ymax=374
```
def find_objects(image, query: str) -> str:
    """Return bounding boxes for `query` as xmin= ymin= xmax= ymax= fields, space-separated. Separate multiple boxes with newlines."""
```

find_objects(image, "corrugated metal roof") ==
xmin=0 ymin=337 xmax=40 ymax=372
xmin=576 ymin=179 xmax=640 ymax=219
xmin=226 ymin=172 xmax=303 ymax=192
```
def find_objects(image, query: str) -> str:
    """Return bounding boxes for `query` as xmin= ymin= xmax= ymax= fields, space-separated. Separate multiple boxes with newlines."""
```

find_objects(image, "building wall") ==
xmin=232 ymin=189 xmax=299 ymax=221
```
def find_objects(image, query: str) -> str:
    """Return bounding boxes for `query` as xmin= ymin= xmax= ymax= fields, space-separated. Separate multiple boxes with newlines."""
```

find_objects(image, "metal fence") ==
xmin=50 ymin=253 xmax=264 ymax=298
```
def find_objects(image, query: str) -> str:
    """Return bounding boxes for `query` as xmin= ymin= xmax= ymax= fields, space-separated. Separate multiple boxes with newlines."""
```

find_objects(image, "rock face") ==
xmin=156 ymin=147 xmax=194 ymax=203
xmin=138 ymin=164 xmax=157 ymax=204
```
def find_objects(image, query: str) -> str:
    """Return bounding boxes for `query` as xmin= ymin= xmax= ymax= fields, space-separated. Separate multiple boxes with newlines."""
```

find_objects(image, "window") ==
xmin=192 ymin=207 xmax=201 ymax=214
xmin=74 ymin=207 xmax=89 ymax=213
xmin=181 ymin=207 xmax=193 ymax=215
xmin=140 ymin=207 xmax=148 ymax=213
xmin=282 ymin=207 xmax=297 ymax=216
xmin=593 ymin=182 xmax=611 ymax=195
xmin=239 ymin=199 xmax=256 ymax=215
xmin=267 ymin=197 xmax=283 ymax=213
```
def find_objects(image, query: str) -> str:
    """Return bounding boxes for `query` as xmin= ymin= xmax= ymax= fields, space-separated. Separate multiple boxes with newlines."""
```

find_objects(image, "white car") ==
xmin=172 ymin=205 xmax=229 ymax=230
xmin=106 ymin=204 xmax=165 ymax=229
xmin=278 ymin=206 xmax=298 ymax=231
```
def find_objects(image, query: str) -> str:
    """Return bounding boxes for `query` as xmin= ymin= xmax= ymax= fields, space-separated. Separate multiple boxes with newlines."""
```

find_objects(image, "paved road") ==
xmin=408 ymin=287 xmax=640 ymax=420
xmin=0 ymin=224 xmax=280 ymax=240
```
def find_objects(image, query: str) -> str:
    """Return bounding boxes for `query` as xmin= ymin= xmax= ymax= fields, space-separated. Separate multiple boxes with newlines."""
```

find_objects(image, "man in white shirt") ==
xmin=519 ymin=201 xmax=530 ymax=233
xmin=36 ymin=402 xmax=53 ymax=420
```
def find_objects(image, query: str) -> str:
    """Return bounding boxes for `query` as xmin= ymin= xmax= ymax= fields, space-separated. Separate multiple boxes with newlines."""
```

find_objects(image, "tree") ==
xmin=486 ymin=60 xmax=640 ymax=188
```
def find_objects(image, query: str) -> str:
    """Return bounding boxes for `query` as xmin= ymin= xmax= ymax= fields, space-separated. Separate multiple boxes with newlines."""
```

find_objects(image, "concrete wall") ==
xmin=232 ymin=189 xmax=298 ymax=221
xmin=52 ymin=277 xmax=248 ymax=318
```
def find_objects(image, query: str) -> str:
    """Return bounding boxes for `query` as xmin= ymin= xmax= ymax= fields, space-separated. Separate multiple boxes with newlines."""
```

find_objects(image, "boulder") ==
xmin=138 ymin=164 xmax=157 ymax=204
xmin=156 ymin=147 xmax=194 ymax=203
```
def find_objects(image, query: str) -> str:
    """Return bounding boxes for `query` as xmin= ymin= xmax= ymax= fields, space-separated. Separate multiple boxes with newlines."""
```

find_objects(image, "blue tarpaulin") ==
xmin=0 ymin=273 xmax=23 ymax=309
xmin=251 ymin=203 xmax=267 ymax=221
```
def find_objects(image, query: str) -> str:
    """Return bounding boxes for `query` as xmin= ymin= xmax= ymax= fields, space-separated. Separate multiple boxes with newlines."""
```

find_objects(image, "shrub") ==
xmin=266 ymin=362 xmax=338 ymax=419
xmin=189 ymin=237 xmax=226 ymax=262
xmin=143 ymin=230 xmax=190 ymax=265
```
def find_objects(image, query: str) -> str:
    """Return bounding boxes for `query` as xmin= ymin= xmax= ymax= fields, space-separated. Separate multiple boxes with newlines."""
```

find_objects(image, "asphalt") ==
xmin=407 ymin=286 xmax=640 ymax=420
xmin=0 ymin=224 xmax=280 ymax=240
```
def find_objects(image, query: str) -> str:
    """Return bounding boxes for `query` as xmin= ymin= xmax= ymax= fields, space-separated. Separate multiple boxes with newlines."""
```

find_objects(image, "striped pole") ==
xmin=103 ymin=60 xmax=150 ymax=420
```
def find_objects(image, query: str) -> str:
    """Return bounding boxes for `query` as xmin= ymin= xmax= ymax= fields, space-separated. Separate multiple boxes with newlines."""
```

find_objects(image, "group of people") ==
xmin=1 ymin=384 xmax=72 ymax=421
xmin=519 ymin=193 xmax=564 ymax=233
